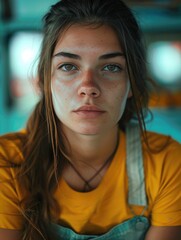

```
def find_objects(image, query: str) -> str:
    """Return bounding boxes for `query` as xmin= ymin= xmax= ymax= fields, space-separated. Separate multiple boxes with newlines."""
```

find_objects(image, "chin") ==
xmin=74 ymin=124 xmax=105 ymax=135
xmin=77 ymin=129 xmax=101 ymax=136
xmin=62 ymin=121 xmax=110 ymax=136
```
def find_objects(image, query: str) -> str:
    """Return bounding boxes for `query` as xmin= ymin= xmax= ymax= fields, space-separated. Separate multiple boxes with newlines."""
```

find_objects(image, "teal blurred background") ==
xmin=0 ymin=0 xmax=181 ymax=142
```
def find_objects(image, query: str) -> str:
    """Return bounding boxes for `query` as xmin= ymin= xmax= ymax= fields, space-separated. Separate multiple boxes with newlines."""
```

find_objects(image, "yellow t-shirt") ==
xmin=0 ymin=130 xmax=181 ymax=233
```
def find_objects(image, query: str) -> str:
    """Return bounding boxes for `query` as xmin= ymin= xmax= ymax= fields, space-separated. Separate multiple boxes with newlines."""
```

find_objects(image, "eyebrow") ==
xmin=53 ymin=52 xmax=81 ymax=59
xmin=99 ymin=52 xmax=125 ymax=60
xmin=53 ymin=51 xmax=125 ymax=60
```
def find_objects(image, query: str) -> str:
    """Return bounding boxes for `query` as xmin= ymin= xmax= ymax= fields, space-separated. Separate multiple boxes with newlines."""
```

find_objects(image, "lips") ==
xmin=73 ymin=105 xmax=105 ymax=118
xmin=74 ymin=105 xmax=104 ymax=112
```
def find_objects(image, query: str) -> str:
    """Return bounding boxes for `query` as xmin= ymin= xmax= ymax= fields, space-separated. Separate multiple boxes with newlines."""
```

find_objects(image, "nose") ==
xmin=78 ymin=71 xmax=100 ymax=98
xmin=78 ymin=86 xmax=100 ymax=97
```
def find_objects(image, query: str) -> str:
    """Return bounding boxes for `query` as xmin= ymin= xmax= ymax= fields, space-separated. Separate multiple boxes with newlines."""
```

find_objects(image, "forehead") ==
xmin=53 ymin=24 xmax=123 ymax=54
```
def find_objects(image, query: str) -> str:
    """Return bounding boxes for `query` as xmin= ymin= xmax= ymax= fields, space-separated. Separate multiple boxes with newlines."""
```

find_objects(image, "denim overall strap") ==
xmin=126 ymin=123 xmax=147 ymax=206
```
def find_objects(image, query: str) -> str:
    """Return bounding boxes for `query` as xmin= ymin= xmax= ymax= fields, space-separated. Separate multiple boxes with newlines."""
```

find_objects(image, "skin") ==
xmin=51 ymin=24 xmax=131 ymax=189
xmin=51 ymin=25 xmax=131 ymax=137
xmin=51 ymin=24 xmax=131 ymax=172
xmin=1 ymin=24 xmax=180 ymax=239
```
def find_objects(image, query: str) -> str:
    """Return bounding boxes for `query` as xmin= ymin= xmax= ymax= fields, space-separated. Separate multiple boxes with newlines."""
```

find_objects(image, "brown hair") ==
xmin=20 ymin=0 xmax=150 ymax=239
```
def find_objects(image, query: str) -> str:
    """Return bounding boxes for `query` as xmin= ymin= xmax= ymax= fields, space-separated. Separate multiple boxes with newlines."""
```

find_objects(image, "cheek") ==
xmin=52 ymin=76 xmax=72 ymax=99
xmin=51 ymin=79 xmax=68 ymax=115
xmin=51 ymin=77 xmax=78 ymax=116
xmin=115 ymin=82 xmax=130 ymax=117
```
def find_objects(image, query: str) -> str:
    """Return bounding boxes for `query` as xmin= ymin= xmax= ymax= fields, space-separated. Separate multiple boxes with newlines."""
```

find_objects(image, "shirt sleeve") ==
xmin=0 ymin=137 xmax=24 ymax=230
xmin=150 ymin=139 xmax=181 ymax=226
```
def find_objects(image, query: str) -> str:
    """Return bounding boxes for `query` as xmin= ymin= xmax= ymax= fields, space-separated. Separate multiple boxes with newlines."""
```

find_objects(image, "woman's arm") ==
xmin=145 ymin=226 xmax=181 ymax=240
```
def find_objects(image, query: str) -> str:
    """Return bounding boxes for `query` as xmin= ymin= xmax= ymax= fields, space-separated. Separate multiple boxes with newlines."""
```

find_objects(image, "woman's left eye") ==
xmin=103 ymin=64 xmax=122 ymax=72
xmin=58 ymin=64 xmax=77 ymax=72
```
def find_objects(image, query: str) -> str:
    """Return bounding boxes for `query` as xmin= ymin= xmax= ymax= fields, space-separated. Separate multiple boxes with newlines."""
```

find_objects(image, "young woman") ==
xmin=0 ymin=0 xmax=181 ymax=239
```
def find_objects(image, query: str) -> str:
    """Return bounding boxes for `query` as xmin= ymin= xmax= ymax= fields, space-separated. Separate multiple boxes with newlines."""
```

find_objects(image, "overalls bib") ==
xmin=51 ymin=124 xmax=150 ymax=240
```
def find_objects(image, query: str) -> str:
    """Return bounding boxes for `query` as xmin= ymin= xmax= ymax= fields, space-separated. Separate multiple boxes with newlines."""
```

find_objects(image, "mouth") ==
xmin=73 ymin=105 xmax=106 ymax=118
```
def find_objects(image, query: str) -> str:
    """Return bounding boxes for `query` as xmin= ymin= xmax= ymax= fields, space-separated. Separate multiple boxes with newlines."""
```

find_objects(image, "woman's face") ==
xmin=51 ymin=24 xmax=131 ymax=136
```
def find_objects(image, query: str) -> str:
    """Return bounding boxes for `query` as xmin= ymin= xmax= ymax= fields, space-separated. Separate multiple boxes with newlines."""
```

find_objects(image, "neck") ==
xmin=62 ymin=126 xmax=119 ymax=168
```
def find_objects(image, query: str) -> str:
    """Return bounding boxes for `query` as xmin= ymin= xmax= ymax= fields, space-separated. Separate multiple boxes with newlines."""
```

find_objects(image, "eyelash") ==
xmin=58 ymin=64 xmax=78 ymax=72
xmin=103 ymin=64 xmax=122 ymax=73
xmin=58 ymin=63 xmax=122 ymax=73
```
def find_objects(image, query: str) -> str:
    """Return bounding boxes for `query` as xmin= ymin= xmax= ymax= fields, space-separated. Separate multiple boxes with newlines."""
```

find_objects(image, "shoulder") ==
xmin=142 ymin=131 xmax=181 ymax=186
xmin=143 ymin=132 xmax=181 ymax=226
xmin=142 ymin=131 xmax=181 ymax=187
xmin=0 ymin=130 xmax=27 ymax=165
xmin=0 ymin=133 xmax=27 ymax=230
xmin=143 ymin=131 xmax=181 ymax=156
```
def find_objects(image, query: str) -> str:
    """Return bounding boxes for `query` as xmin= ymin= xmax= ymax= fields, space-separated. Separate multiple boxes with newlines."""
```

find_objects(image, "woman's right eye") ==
xmin=58 ymin=64 xmax=77 ymax=72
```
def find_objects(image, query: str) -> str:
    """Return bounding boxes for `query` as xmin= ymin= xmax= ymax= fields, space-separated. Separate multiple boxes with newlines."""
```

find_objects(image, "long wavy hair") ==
xmin=19 ymin=0 xmax=150 ymax=239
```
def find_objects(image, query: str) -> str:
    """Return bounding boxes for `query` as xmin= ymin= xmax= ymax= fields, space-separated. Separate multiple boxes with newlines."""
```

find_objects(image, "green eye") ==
xmin=59 ymin=64 xmax=77 ymax=72
xmin=103 ymin=64 xmax=122 ymax=72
